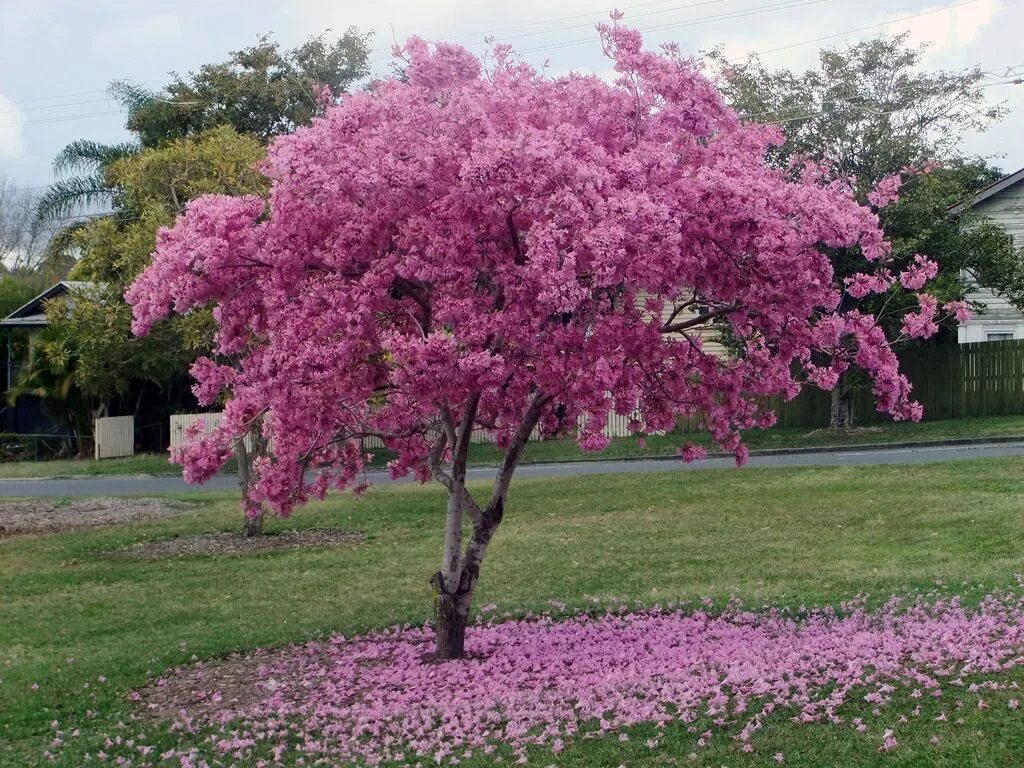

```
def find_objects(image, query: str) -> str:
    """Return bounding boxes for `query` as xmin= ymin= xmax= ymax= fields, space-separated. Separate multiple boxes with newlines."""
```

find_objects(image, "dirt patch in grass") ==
xmin=110 ymin=528 xmax=366 ymax=559
xmin=137 ymin=644 xmax=336 ymax=722
xmin=0 ymin=497 xmax=192 ymax=537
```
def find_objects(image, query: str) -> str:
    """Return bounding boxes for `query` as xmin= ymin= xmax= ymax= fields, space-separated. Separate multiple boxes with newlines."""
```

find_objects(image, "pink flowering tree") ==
xmin=127 ymin=21 xmax=961 ymax=659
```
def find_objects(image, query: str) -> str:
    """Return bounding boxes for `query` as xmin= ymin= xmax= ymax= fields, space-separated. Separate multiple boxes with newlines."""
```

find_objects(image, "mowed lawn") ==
xmin=3 ymin=457 xmax=1024 ymax=766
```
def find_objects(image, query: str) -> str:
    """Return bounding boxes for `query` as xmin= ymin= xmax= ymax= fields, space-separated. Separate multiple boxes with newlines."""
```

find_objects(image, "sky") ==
xmin=0 ymin=0 xmax=1021 ymax=192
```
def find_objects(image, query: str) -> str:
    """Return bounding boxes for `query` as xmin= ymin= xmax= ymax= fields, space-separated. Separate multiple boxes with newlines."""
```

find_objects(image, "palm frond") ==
xmin=34 ymin=174 xmax=114 ymax=222
xmin=52 ymin=139 xmax=138 ymax=176
xmin=38 ymin=220 xmax=92 ymax=278
xmin=108 ymin=79 xmax=159 ymax=117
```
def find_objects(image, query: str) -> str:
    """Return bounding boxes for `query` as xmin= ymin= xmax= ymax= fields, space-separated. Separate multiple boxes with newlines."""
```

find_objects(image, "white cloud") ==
xmin=892 ymin=0 xmax=1000 ymax=61
xmin=0 ymin=94 xmax=25 ymax=159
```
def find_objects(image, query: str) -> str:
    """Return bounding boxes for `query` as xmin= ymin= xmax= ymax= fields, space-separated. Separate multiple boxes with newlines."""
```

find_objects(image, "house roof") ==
xmin=0 ymin=281 xmax=94 ymax=328
xmin=948 ymin=166 xmax=1024 ymax=216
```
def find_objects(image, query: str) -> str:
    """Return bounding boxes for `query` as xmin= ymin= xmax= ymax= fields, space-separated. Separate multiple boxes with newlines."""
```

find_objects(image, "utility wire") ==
xmin=1 ymin=0 xmax=992 ymax=122
xmin=724 ymin=0 xmax=983 ymax=62
xmin=445 ymin=0 xmax=730 ymax=42
xmin=515 ymin=0 xmax=837 ymax=55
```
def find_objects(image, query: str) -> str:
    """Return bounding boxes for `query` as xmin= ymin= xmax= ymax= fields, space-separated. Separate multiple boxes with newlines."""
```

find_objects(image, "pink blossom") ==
xmin=901 ymin=294 xmax=940 ymax=340
xmin=44 ymin=590 xmax=1024 ymax=766
xmin=868 ymin=174 xmax=903 ymax=208
xmin=898 ymin=254 xmax=939 ymax=290
xmin=678 ymin=443 xmax=707 ymax=463
xmin=845 ymin=270 xmax=893 ymax=298
xmin=943 ymin=300 xmax=971 ymax=325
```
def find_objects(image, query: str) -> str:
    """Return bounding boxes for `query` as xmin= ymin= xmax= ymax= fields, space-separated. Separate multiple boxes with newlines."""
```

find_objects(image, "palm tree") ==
xmin=34 ymin=139 xmax=138 ymax=223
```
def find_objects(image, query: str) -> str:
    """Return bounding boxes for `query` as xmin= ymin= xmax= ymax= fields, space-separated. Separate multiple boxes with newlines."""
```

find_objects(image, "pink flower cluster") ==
xmin=63 ymin=591 xmax=1024 ymax=767
xmin=899 ymin=253 xmax=940 ymax=291
xmin=867 ymin=173 xmax=904 ymax=208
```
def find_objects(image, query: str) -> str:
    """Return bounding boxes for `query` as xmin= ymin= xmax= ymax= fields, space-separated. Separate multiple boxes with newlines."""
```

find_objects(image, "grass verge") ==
xmin=2 ymin=413 xmax=1024 ymax=479
xmin=2 ymin=457 xmax=1024 ymax=764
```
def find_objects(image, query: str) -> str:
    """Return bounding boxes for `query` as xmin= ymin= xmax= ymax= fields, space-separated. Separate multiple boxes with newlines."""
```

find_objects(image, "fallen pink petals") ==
xmin=54 ymin=592 xmax=1024 ymax=766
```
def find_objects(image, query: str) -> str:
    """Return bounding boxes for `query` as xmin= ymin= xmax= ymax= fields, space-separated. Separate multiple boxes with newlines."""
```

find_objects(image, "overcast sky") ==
xmin=1 ymin=0 xmax=1021 ymax=192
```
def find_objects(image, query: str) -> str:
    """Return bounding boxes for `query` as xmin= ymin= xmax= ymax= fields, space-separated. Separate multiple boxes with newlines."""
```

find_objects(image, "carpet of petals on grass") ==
xmin=50 ymin=592 xmax=1024 ymax=766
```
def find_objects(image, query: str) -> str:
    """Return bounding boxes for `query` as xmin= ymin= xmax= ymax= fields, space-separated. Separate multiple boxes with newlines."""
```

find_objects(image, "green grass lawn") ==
xmin=3 ymin=457 xmax=1024 ymax=765
xmin=2 ymin=413 xmax=1024 ymax=479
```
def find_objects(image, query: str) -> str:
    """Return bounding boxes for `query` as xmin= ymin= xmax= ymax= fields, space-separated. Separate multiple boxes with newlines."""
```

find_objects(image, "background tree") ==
xmin=709 ymin=34 xmax=1013 ymax=427
xmin=34 ymin=140 xmax=139 ymax=224
xmin=114 ymin=30 xmax=372 ymax=147
xmin=128 ymin=26 xmax=960 ymax=659
xmin=15 ymin=128 xmax=266 ymax=458
xmin=1 ymin=177 xmax=52 ymax=276
xmin=35 ymin=30 xmax=372 ymax=260
xmin=21 ymin=29 xmax=371 ymax=525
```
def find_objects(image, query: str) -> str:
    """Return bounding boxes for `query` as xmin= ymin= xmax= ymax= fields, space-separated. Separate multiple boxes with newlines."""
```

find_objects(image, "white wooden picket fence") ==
xmin=94 ymin=415 xmax=134 ymax=459
xmin=168 ymin=410 xmax=649 ymax=452
xmin=170 ymin=412 xmax=262 ymax=452
xmin=169 ymin=412 xmax=224 ymax=449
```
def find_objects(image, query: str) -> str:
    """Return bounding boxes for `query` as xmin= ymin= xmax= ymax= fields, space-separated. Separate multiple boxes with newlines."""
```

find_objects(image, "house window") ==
xmin=986 ymin=332 xmax=1014 ymax=342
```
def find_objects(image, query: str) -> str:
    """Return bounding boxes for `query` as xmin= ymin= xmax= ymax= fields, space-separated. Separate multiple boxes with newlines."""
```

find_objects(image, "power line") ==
xmin=0 ymin=110 xmax=124 ymax=131
xmin=0 ymin=97 xmax=115 ymax=118
xmin=736 ymin=69 xmax=1024 ymax=121
xmin=8 ymin=88 xmax=111 ymax=106
xmin=725 ymin=0 xmax=983 ymax=62
xmin=516 ymin=0 xmax=838 ymax=55
xmin=1 ymin=0 xmax=993 ymax=128
xmin=467 ymin=0 xmax=736 ymax=45
xmin=445 ymin=0 xmax=729 ymax=42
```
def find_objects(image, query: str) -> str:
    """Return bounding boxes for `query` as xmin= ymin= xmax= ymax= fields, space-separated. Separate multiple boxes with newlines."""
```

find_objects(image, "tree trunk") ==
xmin=829 ymin=374 xmax=854 ymax=429
xmin=434 ymin=580 xmax=473 ymax=659
xmin=236 ymin=425 xmax=268 ymax=537
xmin=429 ymin=393 xmax=549 ymax=661
xmin=243 ymin=510 xmax=264 ymax=538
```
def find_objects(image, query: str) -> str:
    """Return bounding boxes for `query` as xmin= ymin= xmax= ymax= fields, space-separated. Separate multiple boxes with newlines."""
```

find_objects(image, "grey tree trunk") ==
xmin=242 ymin=508 xmax=265 ymax=538
xmin=829 ymin=373 xmax=854 ymax=429
xmin=236 ymin=421 xmax=268 ymax=538
xmin=430 ymin=394 xmax=549 ymax=660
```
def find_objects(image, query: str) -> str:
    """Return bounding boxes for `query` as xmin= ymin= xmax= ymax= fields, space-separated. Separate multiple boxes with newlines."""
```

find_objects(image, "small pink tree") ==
xmin=127 ymin=22 xmax=961 ymax=659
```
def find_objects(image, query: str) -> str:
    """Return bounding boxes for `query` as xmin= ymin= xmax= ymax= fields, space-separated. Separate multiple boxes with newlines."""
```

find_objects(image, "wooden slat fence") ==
xmin=166 ymin=341 xmax=1024 ymax=451
xmin=169 ymin=412 xmax=224 ymax=449
xmin=94 ymin=415 xmax=134 ymax=459
xmin=769 ymin=339 xmax=1024 ymax=429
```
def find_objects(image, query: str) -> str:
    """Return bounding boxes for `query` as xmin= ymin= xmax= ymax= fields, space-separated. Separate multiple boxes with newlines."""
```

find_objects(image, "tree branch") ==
xmin=427 ymin=430 xmax=453 ymax=491
xmin=488 ymin=391 xmax=552 ymax=510
xmin=507 ymin=211 xmax=526 ymax=266
xmin=660 ymin=303 xmax=738 ymax=333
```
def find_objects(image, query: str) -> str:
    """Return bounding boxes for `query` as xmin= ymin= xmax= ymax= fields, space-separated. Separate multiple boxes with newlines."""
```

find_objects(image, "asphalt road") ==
xmin=1 ymin=441 xmax=1023 ymax=497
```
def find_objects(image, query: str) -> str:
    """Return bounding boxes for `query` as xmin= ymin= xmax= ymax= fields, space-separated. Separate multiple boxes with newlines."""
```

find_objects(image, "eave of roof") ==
xmin=0 ymin=314 xmax=49 ymax=327
xmin=948 ymin=166 xmax=1024 ymax=215
xmin=1 ymin=280 xmax=95 ymax=324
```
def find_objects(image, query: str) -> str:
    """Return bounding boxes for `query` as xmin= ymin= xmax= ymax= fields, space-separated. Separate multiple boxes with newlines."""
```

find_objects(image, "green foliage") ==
xmin=119 ymin=30 xmax=372 ymax=147
xmin=8 ymin=318 xmax=94 ymax=440
xmin=43 ymin=284 xmax=194 ymax=399
xmin=709 ymin=34 xmax=1019 ymax=338
xmin=35 ymin=141 xmax=138 ymax=223
xmin=711 ymin=33 xmax=1004 ymax=187
xmin=108 ymin=124 xmax=269 ymax=217
xmin=0 ymin=275 xmax=37 ymax=318
xmin=17 ymin=128 xmax=267 ymax=418
xmin=22 ymin=29 xmax=367 ymax=432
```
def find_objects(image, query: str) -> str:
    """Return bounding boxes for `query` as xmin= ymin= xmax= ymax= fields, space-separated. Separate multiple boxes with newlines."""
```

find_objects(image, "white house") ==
xmin=948 ymin=166 xmax=1024 ymax=343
